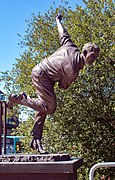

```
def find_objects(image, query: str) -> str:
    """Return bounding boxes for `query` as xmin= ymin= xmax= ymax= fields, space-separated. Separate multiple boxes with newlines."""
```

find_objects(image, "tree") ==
xmin=1 ymin=0 xmax=114 ymax=179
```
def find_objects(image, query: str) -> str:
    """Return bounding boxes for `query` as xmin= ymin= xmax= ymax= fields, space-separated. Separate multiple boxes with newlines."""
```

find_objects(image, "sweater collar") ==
xmin=79 ymin=54 xmax=85 ymax=69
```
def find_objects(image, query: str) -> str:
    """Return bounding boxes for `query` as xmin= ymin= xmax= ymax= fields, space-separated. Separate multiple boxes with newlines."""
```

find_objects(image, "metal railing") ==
xmin=0 ymin=101 xmax=7 ymax=155
xmin=89 ymin=162 xmax=115 ymax=180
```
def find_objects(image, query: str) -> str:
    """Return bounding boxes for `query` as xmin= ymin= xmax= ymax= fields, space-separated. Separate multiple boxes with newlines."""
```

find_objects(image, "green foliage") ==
xmin=1 ymin=0 xmax=115 ymax=179
xmin=12 ymin=115 xmax=37 ymax=154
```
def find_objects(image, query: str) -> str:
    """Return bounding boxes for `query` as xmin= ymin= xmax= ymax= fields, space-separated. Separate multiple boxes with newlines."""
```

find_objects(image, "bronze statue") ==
xmin=7 ymin=14 xmax=100 ymax=154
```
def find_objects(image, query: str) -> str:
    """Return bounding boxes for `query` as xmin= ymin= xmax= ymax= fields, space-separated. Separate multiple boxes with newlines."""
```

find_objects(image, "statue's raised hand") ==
xmin=56 ymin=13 xmax=62 ymax=21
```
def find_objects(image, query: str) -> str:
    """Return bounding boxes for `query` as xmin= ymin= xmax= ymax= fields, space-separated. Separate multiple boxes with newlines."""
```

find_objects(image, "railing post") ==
xmin=0 ymin=101 xmax=2 ymax=155
xmin=0 ymin=101 xmax=7 ymax=155
xmin=3 ymin=102 xmax=7 ymax=154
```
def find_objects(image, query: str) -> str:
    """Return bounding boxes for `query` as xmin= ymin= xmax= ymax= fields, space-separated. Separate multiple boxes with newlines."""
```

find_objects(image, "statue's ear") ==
xmin=83 ymin=50 xmax=87 ymax=57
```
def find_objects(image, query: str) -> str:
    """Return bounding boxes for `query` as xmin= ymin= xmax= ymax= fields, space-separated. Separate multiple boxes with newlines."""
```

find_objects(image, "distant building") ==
xmin=0 ymin=90 xmax=5 ymax=101
xmin=0 ymin=90 xmax=19 ymax=135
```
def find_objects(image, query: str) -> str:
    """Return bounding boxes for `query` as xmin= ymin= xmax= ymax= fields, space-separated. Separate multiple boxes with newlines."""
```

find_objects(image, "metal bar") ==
xmin=89 ymin=162 xmax=115 ymax=180
xmin=0 ymin=101 xmax=2 ymax=155
xmin=3 ymin=102 xmax=7 ymax=154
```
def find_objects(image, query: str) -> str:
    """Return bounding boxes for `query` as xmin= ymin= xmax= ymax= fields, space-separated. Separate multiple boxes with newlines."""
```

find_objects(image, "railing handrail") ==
xmin=89 ymin=162 xmax=115 ymax=180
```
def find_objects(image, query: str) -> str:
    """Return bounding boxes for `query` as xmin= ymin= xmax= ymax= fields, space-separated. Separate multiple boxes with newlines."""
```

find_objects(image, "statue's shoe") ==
xmin=30 ymin=138 xmax=48 ymax=154
xmin=7 ymin=92 xmax=27 ymax=109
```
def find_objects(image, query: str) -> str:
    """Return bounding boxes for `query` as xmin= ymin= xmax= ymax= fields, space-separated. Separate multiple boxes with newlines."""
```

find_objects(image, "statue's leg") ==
xmin=31 ymin=111 xmax=46 ymax=140
xmin=29 ymin=69 xmax=57 ymax=154
xmin=7 ymin=92 xmax=48 ymax=113
xmin=30 ymin=111 xmax=48 ymax=154
xmin=7 ymin=68 xmax=56 ymax=114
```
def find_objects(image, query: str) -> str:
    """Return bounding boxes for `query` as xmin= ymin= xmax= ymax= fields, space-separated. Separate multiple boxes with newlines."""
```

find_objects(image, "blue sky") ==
xmin=0 ymin=0 xmax=85 ymax=92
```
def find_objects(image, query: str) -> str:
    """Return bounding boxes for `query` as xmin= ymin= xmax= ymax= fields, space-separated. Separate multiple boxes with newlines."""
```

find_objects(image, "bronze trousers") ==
xmin=19 ymin=66 xmax=56 ymax=140
xmin=31 ymin=67 xmax=56 ymax=140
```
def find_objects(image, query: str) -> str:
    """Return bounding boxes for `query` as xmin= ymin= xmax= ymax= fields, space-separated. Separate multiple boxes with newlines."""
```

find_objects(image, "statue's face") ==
xmin=82 ymin=43 xmax=100 ymax=66
xmin=85 ymin=50 xmax=99 ymax=66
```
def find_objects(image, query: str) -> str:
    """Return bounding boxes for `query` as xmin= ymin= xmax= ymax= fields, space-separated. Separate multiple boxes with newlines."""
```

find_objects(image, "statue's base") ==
xmin=0 ymin=154 xmax=83 ymax=180
xmin=0 ymin=153 xmax=71 ymax=162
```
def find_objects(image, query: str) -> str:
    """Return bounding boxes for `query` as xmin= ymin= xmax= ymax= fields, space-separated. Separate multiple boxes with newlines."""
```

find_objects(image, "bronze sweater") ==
xmin=34 ymin=31 xmax=82 ymax=90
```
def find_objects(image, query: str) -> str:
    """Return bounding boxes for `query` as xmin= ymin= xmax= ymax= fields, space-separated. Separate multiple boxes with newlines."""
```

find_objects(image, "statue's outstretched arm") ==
xmin=56 ymin=14 xmax=73 ymax=47
xmin=56 ymin=13 xmax=65 ymax=37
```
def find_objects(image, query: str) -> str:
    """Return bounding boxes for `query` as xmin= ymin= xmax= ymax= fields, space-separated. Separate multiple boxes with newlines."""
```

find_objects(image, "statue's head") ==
xmin=82 ymin=42 xmax=100 ymax=66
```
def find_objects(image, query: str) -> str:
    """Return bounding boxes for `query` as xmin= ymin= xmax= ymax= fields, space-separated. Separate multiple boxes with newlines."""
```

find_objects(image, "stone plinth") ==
xmin=0 ymin=154 xmax=83 ymax=180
